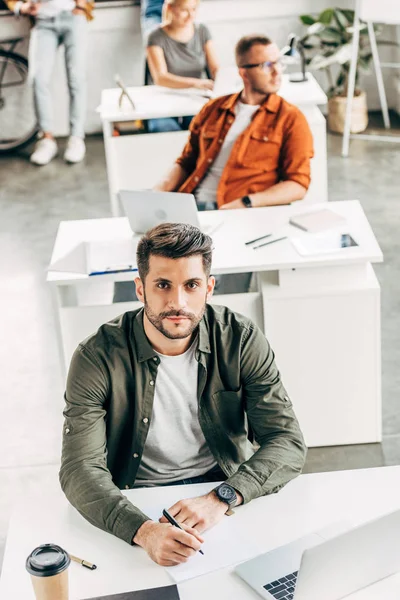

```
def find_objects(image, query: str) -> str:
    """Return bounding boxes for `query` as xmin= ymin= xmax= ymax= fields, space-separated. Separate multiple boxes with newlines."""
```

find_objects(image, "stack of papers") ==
xmin=48 ymin=239 xmax=137 ymax=275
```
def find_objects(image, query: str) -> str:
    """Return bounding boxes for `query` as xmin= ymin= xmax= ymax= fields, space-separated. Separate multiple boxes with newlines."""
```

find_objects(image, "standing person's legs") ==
xmin=141 ymin=0 xmax=164 ymax=40
xmin=29 ymin=19 xmax=59 ymax=164
xmin=62 ymin=11 xmax=88 ymax=162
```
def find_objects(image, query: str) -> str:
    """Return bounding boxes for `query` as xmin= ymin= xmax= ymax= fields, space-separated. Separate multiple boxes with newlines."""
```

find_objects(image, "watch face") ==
xmin=218 ymin=484 xmax=235 ymax=501
xmin=241 ymin=196 xmax=252 ymax=207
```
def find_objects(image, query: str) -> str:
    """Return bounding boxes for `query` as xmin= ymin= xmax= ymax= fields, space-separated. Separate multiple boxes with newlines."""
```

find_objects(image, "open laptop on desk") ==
xmin=119 ymin=190 xmax=222 ymax=235
xmin=235 ymin=508 xmax=400 ymax=600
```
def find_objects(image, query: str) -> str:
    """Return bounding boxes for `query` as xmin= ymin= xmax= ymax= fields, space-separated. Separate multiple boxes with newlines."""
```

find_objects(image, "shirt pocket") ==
xmin=240 ymin=130 xmax=281 ymax=170
xmin=199 ymin=126 xmax=219 ymax=155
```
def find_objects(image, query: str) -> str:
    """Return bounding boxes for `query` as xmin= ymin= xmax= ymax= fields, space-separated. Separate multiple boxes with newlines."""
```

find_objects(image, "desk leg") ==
xmin=50 ymin=284 xmax=67 ymax=383
xmin=102 ymin=119 xmax=121 ymax=217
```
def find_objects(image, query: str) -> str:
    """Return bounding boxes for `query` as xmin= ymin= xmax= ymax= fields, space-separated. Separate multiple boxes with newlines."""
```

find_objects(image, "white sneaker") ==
xmin=64 ymin=136 xmax=86 ymax=163
xmin=30 ymin=138 xmax=58 ymax=166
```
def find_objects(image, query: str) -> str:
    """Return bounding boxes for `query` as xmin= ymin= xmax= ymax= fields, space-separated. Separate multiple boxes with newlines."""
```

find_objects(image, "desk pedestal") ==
xmin=259 ymin=263 xmax=381 ymax=447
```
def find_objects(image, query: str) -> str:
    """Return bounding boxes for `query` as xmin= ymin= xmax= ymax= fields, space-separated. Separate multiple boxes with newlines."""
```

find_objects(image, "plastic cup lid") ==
xmin=26 ymin=544 xmax=70 ymax=577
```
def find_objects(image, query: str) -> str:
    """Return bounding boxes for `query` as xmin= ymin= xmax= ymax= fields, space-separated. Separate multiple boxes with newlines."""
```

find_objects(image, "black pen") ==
xmin=245 ymin=233 xmax=272 ymax=246
xmin=162 ymin=509 xmax=205 ymax=555
xmin=253 ymin=236 xmax=288 ymax=250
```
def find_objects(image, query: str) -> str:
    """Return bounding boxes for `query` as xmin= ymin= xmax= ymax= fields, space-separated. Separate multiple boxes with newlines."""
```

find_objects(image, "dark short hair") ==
xmin=235 ymin=34 xmax=272 ymax=66
xmin=136 ymin=222 xmax=213 ymax=280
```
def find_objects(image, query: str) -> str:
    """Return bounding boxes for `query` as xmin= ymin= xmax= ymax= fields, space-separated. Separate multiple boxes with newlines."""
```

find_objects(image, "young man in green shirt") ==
xmin=60 ymin=222 xmax=306 ymax=566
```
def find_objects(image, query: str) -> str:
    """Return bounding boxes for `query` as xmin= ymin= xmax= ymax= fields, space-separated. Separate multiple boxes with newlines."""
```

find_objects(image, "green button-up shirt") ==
xmin=60 ymin=305 xmax=306 ymax=545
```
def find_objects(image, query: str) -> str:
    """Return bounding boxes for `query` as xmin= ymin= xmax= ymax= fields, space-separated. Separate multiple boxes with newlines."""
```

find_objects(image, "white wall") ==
xmin=2 ymin=0 xmax=399 ymax=135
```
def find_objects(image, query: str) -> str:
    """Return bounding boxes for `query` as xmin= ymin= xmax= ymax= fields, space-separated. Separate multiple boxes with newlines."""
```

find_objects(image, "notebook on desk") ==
xmin=289 ymin=208 xmax=346 ymax=233
xmin=48 ymin=239 xmax=137 ymax=276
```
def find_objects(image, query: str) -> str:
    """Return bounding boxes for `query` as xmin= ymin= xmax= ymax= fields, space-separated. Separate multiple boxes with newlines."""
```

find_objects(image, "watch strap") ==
xmin=241 ymin=195 xmax=252 ymax=208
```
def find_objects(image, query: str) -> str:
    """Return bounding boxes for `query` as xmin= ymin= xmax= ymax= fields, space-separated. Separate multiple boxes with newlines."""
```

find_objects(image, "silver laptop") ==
xmin=235 ymin=509 xmax=400 ymax=600
xmin=119 ymin=190 xmax=221 ymax=235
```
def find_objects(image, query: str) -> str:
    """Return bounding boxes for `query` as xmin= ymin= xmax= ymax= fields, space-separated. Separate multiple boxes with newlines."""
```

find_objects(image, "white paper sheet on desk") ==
xmin=143 ymin=504 xmax=262 ymax=583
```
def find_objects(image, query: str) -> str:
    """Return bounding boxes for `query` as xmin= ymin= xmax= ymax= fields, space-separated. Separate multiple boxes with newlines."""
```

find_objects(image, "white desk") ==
xmin=47 ymin=200 xmax=382 ymax=447
xmin=2 ymin=466 xmax=400 ymax=599
xmin=99 ymin=72 xmax=328 ymax=217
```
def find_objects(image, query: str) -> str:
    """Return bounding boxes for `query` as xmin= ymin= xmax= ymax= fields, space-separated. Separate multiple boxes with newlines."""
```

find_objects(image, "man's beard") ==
xmin=143 ymin=292 xmax=206 ymax=340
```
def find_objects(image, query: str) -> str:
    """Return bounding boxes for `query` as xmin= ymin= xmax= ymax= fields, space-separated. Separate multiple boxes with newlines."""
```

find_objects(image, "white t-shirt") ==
xmin=36 ymin=0 xmax=75 ymax=19
xmin=134 ymin=338 xmax=216 ymax=486
xmin=195 ymin=101 xmax=260 ymax=206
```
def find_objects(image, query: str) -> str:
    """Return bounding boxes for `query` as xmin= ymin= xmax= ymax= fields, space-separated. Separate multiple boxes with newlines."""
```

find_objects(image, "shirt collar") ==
xmin=220 ymin=91 xmax=280 ymax=114
xmin=133 ymin=308 xmax=211 ymax=362
xmin=133 ymin=309 xmax=157 ymax=363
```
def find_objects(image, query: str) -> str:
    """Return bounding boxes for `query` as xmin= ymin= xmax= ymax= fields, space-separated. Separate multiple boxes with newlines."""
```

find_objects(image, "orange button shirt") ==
xmin=176 ymin=91 xmax=314 ymax=208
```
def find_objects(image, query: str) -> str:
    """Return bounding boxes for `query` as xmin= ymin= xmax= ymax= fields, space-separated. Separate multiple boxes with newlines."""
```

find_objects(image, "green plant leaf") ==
xmin=333 ymin=9 xmax=348 ymax=31
xmin=320 ymin=27 xmax=343 ymax=44
xmin=340 ymin=9 xmax=355 ymax=23
xmin=319 ymin=8 xmax=334 ymax=25
xmin=300 ymin=14 xmax=315 ymax=25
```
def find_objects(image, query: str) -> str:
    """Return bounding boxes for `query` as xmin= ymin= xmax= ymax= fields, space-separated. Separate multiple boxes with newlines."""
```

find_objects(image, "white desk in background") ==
xmin=2 ymin=466 xmax=400 ymax=599
xmin=47 ymin=200 xmax=382 ymax=448
xmin=99 ymin=72 xmax=328 ymax=217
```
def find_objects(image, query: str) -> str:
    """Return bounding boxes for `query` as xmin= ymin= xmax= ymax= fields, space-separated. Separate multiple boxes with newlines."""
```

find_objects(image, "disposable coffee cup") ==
xmin=26 ymin=543 xmax=70 ymax=600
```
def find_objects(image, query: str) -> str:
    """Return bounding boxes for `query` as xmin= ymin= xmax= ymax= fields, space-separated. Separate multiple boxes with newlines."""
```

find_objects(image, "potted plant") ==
xmin=299 ymin=8 xmax=391 ymax=134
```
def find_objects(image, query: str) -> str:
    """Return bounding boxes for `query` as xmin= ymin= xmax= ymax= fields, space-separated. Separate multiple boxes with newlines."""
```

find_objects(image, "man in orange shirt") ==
xmin=156 ymin=34 xmax=314 ymax=210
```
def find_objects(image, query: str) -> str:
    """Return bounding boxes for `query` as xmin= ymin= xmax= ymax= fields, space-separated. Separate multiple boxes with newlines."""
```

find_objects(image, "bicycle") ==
xmin=0 ymin=36 xmax=39 ymax=153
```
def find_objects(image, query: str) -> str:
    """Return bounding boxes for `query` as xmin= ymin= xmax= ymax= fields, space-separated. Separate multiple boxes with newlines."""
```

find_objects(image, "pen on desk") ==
xmin=69 ymin=554 xmax=97 ymax=570
xmin=245 ymin=233 xmax=272 ymax=246
xmin=89 ymin=267 xmax=137 ymax=276
xmin=253 ymin=236 xmax=288 ymax=250
xmin=162 ymin=509 xmax=205 ymax=556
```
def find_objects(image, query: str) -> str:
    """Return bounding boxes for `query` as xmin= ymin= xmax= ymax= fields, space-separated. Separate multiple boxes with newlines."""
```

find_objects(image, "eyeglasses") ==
xmin=240 ymin=58 xmax=286 ymax=73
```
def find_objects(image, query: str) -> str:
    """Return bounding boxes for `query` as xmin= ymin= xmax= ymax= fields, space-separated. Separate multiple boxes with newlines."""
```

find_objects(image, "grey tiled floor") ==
xmin=2 ymin=119 xmax=400 ymax=571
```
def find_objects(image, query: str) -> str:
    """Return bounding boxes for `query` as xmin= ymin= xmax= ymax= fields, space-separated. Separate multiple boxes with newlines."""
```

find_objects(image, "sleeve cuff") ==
xmin=225 ymin=470 xmax=263 ymax=505
xmin=114 ymin=506 xmax=151 ymax=545
xmin=283 ymin=173 xmax=311 ymax=190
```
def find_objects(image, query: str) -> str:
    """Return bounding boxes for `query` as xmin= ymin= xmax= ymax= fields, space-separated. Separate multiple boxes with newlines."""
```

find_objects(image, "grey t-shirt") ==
xmin=134 ymin=337 xmax=216 ymax=487
xmin=147 ymin=23 xmax=212 ymax=84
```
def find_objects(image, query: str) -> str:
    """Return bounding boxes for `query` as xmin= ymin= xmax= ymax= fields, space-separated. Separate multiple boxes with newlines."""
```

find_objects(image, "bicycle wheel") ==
xmin=0 ymin=50 xmax=39 ymax=153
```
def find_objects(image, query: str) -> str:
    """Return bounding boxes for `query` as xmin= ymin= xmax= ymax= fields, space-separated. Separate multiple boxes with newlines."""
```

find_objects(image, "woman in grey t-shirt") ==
xmin=146 ymin=0 xmax=219 ymax=133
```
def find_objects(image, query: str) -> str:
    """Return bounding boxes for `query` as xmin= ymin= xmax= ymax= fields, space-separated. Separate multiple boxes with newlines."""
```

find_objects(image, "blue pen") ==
xmin=89 ymin=267 xmax=138 ymax=276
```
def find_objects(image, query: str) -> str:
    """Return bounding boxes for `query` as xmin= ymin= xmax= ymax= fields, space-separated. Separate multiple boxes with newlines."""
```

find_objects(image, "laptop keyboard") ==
xmin=263 ymin=571 xmax=298 ymax=599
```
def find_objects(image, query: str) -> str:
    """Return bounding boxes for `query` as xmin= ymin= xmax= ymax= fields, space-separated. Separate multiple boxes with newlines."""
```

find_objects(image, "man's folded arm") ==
xmin=59 ymin=346 xmax=150 ymax=545
xmin=279 ymin=108 xmax=314 ymax=191
xmin=225 ymin=324 xmax=307 ymax=503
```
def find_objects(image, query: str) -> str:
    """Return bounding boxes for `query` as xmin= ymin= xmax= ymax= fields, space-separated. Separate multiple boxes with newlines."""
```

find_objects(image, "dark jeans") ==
xmin=163 ymin=464 xmax=227 ymax=487
xmin=140 ymin=0 xmax=163 ymax=38
xmin=146 ymin=115 xmax=194 ymax=134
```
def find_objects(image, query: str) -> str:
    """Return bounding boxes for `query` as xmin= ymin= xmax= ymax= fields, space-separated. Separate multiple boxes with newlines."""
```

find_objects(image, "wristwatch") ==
xmin=213 ymin=483 xmax=237 ymax=507
xmin=241 ymin=195 xmax=252 ymax=208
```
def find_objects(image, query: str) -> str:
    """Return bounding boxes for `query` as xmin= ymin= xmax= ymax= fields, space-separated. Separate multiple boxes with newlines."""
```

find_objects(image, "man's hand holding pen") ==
xmin=159 ymin=491 xmax=243 ymax=532
xmin=133 ymin=521 xmax=204 ymax=566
